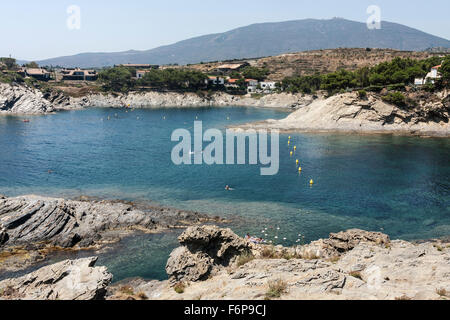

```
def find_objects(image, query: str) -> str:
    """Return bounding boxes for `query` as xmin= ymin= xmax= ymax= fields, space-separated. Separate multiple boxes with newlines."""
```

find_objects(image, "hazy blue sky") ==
xmin=1 ymin=0 xmax=449 ymax=61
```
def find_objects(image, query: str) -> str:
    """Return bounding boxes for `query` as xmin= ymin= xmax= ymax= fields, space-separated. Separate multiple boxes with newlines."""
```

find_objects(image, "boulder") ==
xmin=166 ymin=225 xmax=250 ymax=283
xmin=0 ymin=257 xmax=112 ymax=300
xmin=298 ymin=229 xmax=390 ymax=259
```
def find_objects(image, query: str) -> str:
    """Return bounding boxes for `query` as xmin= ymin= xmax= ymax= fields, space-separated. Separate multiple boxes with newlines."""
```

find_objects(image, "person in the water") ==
xmin=225 ymin=185 xmax=234 ymax=191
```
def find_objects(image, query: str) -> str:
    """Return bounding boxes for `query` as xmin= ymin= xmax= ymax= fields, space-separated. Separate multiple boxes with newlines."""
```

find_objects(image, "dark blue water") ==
xmin=0 ymin=107 xmax=449 ymax=281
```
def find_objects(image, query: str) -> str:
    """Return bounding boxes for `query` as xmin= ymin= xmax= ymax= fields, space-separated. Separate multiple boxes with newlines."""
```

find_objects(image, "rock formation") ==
xmin=232 ymin=91 xmax=450 ymax=136
xmin=166 ymin=225 xmax=251 ymax=283
xmin=0 ymin=83 xmax=71 ymax=114
xmin=0 ymin=257 xmax=112 ymax=300
xmin=0 ymin=195 xmax=222 ymax=272
xmin=118 ymin=226 xmax=450 ymax=300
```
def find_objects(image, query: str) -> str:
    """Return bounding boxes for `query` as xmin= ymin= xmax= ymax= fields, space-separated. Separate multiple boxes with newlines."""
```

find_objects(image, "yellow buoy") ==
xmin=310 ymin=179 xmax=314 ymax=185
xmin=294 ymin=146 xmax=297 ymax=151
xmin=288 ymin=141 xmax=290 ymax=145
xmin=296 ymin=159 xmax=299 ymax=165
xmin=298 ymin=167 xmax=302 ymax=172
xmin=288 ymin=136 xmax=291 ymax=139
xmin=290 ymin=151 xmax=293 ymax=156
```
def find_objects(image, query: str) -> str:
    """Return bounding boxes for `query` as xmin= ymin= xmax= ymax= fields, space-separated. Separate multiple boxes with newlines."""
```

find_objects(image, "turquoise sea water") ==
xmin=0 ymin=107 xmax=449 ymax=281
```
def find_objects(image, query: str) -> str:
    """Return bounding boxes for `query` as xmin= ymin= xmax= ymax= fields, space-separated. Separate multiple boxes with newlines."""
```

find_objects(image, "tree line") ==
xmin=280 ymin=56 xmax=450 ymax=95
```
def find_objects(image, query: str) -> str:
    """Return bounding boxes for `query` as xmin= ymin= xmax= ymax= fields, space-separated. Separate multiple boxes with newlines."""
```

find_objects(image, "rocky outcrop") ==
xmin=0 ymin=195 xmax=223 ymax=272
xmin=166 ymin=225 xmax=251 ymax=283
xmin=123 ymin=226 xmax=450 ymax=300
xmin=65 ymin=91 xmax=315 ymax=110
xmin=0 ymin=83 xmax=54 ymax=114
xmin=232 ymin=91 xmax=450 ymax=136
xmin=0 ymin=83 xmax=73 ymax=114
xmin=0 ymin=257 xmax=112 ymax=300
xmin=297 ymin=229 xmax=391 ymax=259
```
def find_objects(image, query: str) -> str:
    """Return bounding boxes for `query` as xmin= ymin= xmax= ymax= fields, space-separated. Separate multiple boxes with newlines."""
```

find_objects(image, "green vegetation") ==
xmin=173 ymin=282 xmax=186 ymax=294
xmin=0 ymin=71 xmax=24 ymax=84
xmin=138 ymin=68 xmax=208 ymax=90
xmin=440 ymin=55 xmax=450 ymax=84
xmin=23 ymin=61 xmax=39 ymax=68
xmin=98 ymin=67 xmax=208 ymax=92
xmin=0 ymin=57 xmax=18 ymax=70
xmin=281 ymin=56 xmax=449 ymax=95
xmin=98 ymin=67 xmax=134 ymax=92
xmin=381 ymin=92 xmax=406 ymax=107
xmin=265 ymin=279 xmax=288 ymax=299
xmin=237 ymin=251 xmax=255 ymax=266
xmin=241 ymin=66 xmax=269 ymax=81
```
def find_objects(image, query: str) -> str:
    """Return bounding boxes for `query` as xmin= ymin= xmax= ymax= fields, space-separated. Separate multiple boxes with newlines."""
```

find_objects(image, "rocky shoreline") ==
xmin=231 ymin=91 xmax=450 ymax=137
xmin=0 ymin=194 xmax=225 ymax=273
xmin=0 ymin=83 xmax=313 ymax=115
xmin=1 ymin=225 xmax=449 ymax=300
xmin=1 ymin=82 xmax=448 ymax=136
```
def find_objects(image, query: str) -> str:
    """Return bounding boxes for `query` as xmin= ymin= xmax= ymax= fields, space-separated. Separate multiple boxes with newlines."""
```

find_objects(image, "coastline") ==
xmin=0 ymin=194 xmax=226 ymax=274
xmin=230 ymin=91 xmax=450 ymax=137
xmin=1 ymin=224 xmax=449 ymax=300
xmin=1 ymin=82 xmax=448 ymax=137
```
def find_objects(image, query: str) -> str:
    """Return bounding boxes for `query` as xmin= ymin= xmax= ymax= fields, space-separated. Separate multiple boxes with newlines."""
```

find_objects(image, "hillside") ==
xmin=185 ymin=48 xmax=442 ymax=81
xmin=35 ymin=18 xmax=450 ymax=68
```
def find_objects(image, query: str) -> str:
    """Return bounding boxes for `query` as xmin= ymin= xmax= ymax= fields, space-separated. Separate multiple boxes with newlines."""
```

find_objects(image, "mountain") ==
xmin=35 ymin=18 xmax=450 ymax=68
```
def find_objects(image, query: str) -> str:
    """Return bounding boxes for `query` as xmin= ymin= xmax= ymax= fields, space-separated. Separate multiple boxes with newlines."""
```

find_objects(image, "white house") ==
xmin=415 ymin=65 xmax=442 ymax=85
xmin=245 ymin=79 xmax=259 ymax=93
xmin=259 ymin=81 xmax=277 ymax=92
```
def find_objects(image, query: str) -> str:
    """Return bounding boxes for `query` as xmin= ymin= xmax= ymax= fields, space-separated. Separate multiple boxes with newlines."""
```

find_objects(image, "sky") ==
xmin=1 ymin=0 xmax=449 ymax=61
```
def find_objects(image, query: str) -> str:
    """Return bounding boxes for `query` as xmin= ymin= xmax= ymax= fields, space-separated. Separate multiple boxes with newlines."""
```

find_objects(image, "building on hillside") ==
xmin=415 ymin=65 xmax=442 ymax=85
xmin=246 ymin=79 xmax=259 ymax=93
xmin=260 ymin=81 xmax=277 ymax=91
xmin=136 ymin=70 xmax=151 ymax=79
xmin=224 ymin=78 xmax=240 ymax=89
xmin=116 ymin=64 xmax=159 ymax=69
xmin=61 ymin=68 xmax=98 ymax=81
xmin=206 ymin=76 xmax=225 ymax=86
xmin=18 ymin=68 xmax=51 ymax=81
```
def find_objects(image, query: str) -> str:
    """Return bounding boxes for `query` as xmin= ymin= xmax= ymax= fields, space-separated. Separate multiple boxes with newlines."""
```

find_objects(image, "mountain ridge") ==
xmin=34 ymin=18 xmax=450 ymax=68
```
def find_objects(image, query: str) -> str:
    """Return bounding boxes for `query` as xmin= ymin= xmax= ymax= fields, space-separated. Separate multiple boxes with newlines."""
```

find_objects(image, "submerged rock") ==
xmin=0 ymin=257 xmax=112 ymax=300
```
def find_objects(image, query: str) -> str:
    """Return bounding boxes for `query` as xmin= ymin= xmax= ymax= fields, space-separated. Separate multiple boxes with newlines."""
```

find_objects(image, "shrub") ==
xmin=237 ymin=251 xmax=255 ymax=267
xmin=265 ymin=279 xmax=288 ymax=299
xmin=174 ymin=282 xmax=186 ymax=294
xmin=382 ymin=92 xmax=406 ymax=107
xmin=357 ymin=90 xmax=367 ymax=99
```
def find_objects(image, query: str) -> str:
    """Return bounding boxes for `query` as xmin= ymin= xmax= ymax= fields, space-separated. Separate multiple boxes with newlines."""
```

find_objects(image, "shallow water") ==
xmin=0 ymin=107 xmax=449 ymax=281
